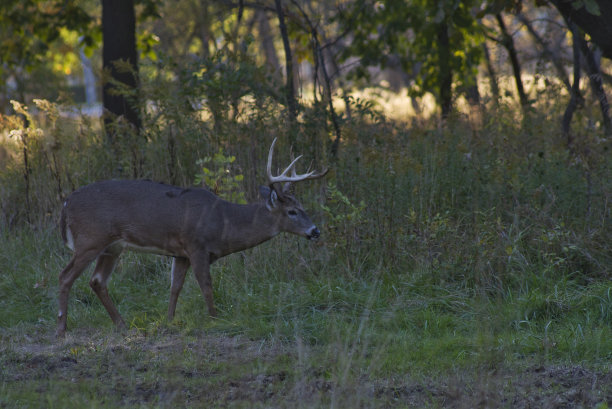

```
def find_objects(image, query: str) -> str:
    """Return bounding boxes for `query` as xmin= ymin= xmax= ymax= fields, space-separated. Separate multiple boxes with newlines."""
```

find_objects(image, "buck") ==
xmin=56 ymin=138 xmax=327 ymax=337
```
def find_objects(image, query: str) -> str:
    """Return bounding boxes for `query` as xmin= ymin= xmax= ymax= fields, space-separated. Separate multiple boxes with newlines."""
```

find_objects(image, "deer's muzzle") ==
xmin=307 ymin=226 xmax=320 ymax=240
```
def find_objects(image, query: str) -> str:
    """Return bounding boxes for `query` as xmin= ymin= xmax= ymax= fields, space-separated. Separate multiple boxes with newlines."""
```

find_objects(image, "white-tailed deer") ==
xmin=56 ymin=138 xmax=327 ymax=337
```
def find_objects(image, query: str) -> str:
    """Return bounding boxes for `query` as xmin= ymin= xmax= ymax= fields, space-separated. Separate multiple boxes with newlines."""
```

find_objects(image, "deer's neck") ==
xmin=215 ymin=202 xmax=280 ymax=257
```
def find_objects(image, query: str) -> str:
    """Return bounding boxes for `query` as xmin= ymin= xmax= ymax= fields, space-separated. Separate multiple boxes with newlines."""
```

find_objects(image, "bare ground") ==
xmin=1 ymin=328 xmax=610 ymax=408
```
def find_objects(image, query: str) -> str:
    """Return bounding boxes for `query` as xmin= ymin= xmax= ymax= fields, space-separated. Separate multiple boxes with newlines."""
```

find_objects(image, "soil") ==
xmin=1 ymin=329 xmax=610 ymax=408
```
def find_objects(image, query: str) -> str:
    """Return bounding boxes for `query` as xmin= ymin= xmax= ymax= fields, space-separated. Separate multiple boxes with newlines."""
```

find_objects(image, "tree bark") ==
xmin=102 ymin=0 xmax=141 ymax=136
xmin=256 ymin=10 xmax=281 ymax=80
xmin=274 ymin=0 xmax=298 ymax=124
xmin=496 ymin=13 xmax=529 ymax=110
xmin=482 ymin=41 xmax=500 ymax=106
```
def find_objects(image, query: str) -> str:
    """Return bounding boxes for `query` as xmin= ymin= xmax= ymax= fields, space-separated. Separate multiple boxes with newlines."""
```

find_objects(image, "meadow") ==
xmin=0 ymin=91 xmax=611 ymax=407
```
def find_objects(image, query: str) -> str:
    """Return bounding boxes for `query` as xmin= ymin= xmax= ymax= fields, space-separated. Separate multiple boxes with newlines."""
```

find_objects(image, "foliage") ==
xmin=0 ymin=0 xmax=95 ymax=106
xmin=194 ymin=149 xmax=246 ymax=204
xmin=0 ymin=0 xmax=94 ymax=67
xmin=320 ymin=182 xmax=367 ymax=262
xmin=181 ymin=42 xmax=282 ymax=130
xmin=338 ymin=0 xmax=484 ymax=102
xmin=0 ymin=98 xmax=107 ymax=226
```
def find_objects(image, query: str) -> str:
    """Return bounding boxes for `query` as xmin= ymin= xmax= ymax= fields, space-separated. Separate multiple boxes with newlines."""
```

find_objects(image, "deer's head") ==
xmin=260 ymin=138 xmax=328 ymax=240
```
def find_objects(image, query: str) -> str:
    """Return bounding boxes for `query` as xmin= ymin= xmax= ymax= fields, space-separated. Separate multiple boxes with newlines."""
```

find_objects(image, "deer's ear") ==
xmin=260 ymin=185 xmax=279 ymax=210
xmin=272 ymin=189 xmax=279 ymax=203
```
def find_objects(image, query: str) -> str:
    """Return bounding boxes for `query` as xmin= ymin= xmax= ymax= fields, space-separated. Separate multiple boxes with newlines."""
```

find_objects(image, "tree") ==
xmin=573 ymin=25 xmax=611 ymax=135
xmin=0 ymin=0 xmax=93 ymax=111
xmin=518 ymin=12 xmax=571 ymax=93
xmin=550 ymin=0 xmax=612 ymax=59
xmin=495 ymin=13 xmax=529 ymax=110
xmin=256 ymin=9 xmax=281 ymax=79
xmin=561 ymin=19 xmax=583 ymax=142
xmin=102 ymin=0 xmax=141 ymax=136
xmin=274 ymin=0 xmax=298 ymax=124
xmin=338 ymin=0 xmax=484 ymax=121
xmin=549 ymin=1 xmax=612 ymax=135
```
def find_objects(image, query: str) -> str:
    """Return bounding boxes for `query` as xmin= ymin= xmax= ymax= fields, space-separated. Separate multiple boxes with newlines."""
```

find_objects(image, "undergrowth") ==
xmin=0 ymin=59 xmax=611 ymax=406
xmin=1 ymin=100 xmax=611 ymax=358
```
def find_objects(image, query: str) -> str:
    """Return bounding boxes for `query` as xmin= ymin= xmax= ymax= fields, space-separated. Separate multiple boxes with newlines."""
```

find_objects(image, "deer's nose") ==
xmin=307 ymin=226 xmax=320 ymax=240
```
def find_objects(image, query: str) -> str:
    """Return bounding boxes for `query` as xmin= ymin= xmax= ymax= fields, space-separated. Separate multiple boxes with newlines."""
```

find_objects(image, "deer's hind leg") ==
xmin=88 ymin=244 xmax=125 ymax=329
xmin=57 ymin=248 xmax=101 ymax=338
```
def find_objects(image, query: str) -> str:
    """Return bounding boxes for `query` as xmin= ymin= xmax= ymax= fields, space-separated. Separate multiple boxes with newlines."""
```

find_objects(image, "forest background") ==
xmin=0 ymin=0 xmax=611 ymax=407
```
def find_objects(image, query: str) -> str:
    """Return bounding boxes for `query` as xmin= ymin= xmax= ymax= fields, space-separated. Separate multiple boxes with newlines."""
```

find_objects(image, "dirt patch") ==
xmin=1 ymin=329 xmax=610 ymax=408
xmin=507 ymin=366 xmax=611 ymax=409
xmin=371 ymin=365 xmax=611 ymax=409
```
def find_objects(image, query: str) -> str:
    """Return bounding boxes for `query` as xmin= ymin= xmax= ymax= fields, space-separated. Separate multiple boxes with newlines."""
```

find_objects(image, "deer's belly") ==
xmin=118 ymin=240 xmax=181 ymax=257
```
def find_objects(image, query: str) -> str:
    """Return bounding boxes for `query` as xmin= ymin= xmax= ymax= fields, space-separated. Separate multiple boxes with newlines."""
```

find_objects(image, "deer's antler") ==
xmin=266 ymin=138 xmax=328 ymax=185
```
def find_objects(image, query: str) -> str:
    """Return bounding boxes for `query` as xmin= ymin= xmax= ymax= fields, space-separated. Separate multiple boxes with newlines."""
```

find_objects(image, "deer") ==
xmin=56 ymin=138 xmax=327 ymax=337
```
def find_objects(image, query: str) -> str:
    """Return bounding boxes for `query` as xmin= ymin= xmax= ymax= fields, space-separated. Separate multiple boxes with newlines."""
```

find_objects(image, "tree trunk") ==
xmin=274 ymin=0 xmax=298 ymax=125
xmin=102 ymin=0 xmax=141 ymax=136
xmin=518 ymin=13 xmax=571 ymax=92
xmin=437 ymin=21 xmax=452 ymax=120
xmin=465 ymin=81 xmax=481 ymax=107
xmin=293 ymin=1 xmax=342 ymax=157
xmin=256 ymin=10 xmax=281 ymax=80
xmin=551 ymin=0 xmax=612 ymax=60
xmin=482 ymin=41 xmax=500 ymax=106
xmin=562 ymin=19 xmax=583 ymax=144
xmin=496 ymin=13 xmax=529 ymax=110
xmin=196 ymin=0 xmax=213 ymax=59
xmin=316 ymin=38 xmax=341 ymax=158
xmin=575 ymin=30 xmax=612 ymax=135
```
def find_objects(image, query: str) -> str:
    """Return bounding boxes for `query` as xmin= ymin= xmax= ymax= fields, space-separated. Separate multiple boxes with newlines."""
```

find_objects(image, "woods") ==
xmin=0 ymin=0 xmax=611 ymax=407
xmin=0 ymin=1 xmax=611 ymax=131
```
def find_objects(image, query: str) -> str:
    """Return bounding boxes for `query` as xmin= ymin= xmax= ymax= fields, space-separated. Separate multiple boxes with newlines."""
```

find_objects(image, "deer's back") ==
xmin=61 ymin=180 xmax=223 ymax=254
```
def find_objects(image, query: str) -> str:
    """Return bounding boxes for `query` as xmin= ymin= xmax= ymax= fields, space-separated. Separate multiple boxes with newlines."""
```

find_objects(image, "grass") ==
xmin=1 ymin=222 xmax=610 ymax=407
xmin=1 ymin=90 xmax=611 ymax=406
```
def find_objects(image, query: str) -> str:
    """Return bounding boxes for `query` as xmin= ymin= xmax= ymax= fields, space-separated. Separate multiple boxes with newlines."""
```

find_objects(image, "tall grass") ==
xmin=1 ymin=56 xmax=611 ymax=408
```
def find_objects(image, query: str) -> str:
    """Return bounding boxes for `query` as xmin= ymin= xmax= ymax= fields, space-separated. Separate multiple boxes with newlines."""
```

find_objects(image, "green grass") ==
xmin=1 ymin=97 xmax=611 ymax=406
xmin=1 ymin=220 xmax=610 ymax=407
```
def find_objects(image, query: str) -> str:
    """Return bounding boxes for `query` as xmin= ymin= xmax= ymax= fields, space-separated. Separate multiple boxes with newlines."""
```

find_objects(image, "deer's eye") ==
xmin=288 ymin=210 xmax=298 ymax=217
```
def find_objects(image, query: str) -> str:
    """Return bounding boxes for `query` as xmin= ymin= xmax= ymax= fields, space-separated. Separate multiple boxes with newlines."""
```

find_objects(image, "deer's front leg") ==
xmin=190 ymin=252 xmax=217 ymax=317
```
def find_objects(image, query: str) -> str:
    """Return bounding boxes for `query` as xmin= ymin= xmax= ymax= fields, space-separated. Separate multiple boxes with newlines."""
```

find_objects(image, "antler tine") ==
xmin=281 ymin=155 xmax=306 ymax=177
xmin=267 ymin=138 xmax=298 ymax=184
xmin=284 ymin=162 xmax=311 ymax=191
xmin=266 ymin=137 xmax=277 ymax=183
xmin=267 ymin=138 xmax=325 ymax=185
xmin=291 ymin=162 xmax=328 ymax=181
